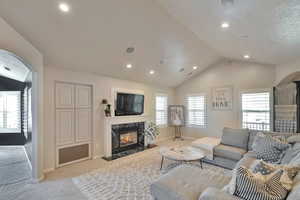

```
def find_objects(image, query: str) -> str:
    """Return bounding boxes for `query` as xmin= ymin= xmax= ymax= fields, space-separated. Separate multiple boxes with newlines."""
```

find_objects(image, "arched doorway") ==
xmin=274 ymin=71 xmax=300 ymax=133
xmin=0 ymin=49 xmax=37 ymax=185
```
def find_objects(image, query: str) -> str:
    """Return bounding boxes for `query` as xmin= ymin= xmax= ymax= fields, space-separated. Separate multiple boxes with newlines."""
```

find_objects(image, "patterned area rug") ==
xmin=73 ymin=143 xmax=231 ymax=200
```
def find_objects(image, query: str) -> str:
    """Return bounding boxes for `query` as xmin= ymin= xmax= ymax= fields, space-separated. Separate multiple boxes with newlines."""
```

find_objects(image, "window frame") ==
xmin=239 ymin=88 xmax=273 ymax=131
xmin=185 ymin=93 xmax=208 ymax=129
xmin=0 ymin=91 xmax=22 ymax=133
xmin=155 ymin=94 xmax=168 ymax=127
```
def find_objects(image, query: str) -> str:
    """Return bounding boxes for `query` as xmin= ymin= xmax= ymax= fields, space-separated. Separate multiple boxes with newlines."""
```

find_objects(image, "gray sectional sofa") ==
xmin=150 ymin=128 xmax=300 ymax=200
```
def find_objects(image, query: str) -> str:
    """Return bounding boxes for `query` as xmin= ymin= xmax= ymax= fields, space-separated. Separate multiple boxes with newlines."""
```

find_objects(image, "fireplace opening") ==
xmin=120 ymin=131 xmax=138 ymax=147
xmin=109 ymin=122 xmax=145 ymax=160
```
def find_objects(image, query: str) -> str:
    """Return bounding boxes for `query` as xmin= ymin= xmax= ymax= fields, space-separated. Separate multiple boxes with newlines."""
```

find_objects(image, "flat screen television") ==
xmin=115 ymin=93 xmax=144 ymax=116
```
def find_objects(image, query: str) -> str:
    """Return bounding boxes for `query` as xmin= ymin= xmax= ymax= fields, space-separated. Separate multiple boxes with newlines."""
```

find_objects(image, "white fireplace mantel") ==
xmin=103 ymin=115 xmax=150 ymax=158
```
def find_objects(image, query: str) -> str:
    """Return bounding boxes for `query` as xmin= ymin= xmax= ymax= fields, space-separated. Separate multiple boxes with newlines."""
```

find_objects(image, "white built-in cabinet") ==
xmin=55 ymin=82 xmax=92 ymax=167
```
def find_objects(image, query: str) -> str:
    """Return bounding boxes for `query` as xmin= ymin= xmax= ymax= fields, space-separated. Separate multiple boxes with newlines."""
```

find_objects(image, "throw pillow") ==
xmin=287 ymin=135 xmax=300 ymax=144
xmin=252 ymin=133 xmax=290 ymax=163
xmin=234 ymin=166 xmax=288 ymax=200
xmin=251 ymin=160 xmax=300 ymax=190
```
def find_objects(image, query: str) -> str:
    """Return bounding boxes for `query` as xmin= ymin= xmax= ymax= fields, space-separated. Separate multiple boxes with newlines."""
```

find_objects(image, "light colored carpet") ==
xmin=73 ymin=143 xmax=231 ymax=200
xmin=0 ymin=146 xmax=31 ymax=188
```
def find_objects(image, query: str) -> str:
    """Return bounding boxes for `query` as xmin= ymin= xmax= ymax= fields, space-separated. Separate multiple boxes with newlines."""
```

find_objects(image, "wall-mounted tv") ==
xmin=115 ymin=93 xmax=144 ymax=116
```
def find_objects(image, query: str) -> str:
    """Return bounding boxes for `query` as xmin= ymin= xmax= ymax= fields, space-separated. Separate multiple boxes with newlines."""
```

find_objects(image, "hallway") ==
xmin=0 ymin=146 xmax=31 ymax=192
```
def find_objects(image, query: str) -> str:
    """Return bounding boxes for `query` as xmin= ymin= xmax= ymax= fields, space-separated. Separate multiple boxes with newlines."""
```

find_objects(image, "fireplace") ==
xmin=120 ymin=131 xmax=138 ymax=147
xmin=111 ymin=122 xmax=145 ymax=157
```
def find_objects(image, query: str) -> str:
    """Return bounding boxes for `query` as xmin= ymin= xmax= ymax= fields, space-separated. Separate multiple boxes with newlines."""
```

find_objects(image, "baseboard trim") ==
xmin=31 ymin=175 xmax=45 ymax=183
xmin=182 ymin=136 xmax=198 ymax=140
xmin=22 ymin=146 xmax=32 ymax=170
xmin=43 ymin=168 xmax=55 ymax=173
xmin=93 ymin=155 xmax=103 ymax=160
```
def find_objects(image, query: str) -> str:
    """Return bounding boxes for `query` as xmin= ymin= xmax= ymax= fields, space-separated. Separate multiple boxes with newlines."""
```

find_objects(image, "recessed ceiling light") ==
xmin=243 ymin=54 xmax=250 ymax=59
xmin=221 ymin=22 xmax=230 ymax=28
xmin=4 ymin=66 xmax=11 ymax=71
xmin=193 ymin=66 xmax=198 ymax=70
xmin=149 ymin=70 xmax=155 ymax=75
xmin=126 ymin=64 xmax=132 ymax=69
xmin=59 ymin=3 xmax=70 ymax=13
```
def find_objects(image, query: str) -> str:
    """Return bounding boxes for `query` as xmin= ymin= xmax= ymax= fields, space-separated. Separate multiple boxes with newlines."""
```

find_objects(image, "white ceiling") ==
xmin=0 ymin=1 xmax=298 ymax=87
xmin=155 ymin=0 xmax=300 ymax=65
xmin=0 ymin=50 xmax=30 ymax=82
xmin=0 ymin=0 xmax=220 ymax=87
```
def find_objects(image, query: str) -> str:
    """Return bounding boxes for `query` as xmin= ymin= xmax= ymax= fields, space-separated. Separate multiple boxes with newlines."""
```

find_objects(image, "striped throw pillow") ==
xmin=234 ymin=167 xmax=288 ymax=200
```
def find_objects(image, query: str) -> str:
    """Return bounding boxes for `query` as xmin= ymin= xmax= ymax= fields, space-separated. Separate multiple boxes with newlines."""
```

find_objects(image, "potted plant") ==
xmin=102 ymin=99 xmax=111 ymax=117
xmin=144 ymin=122 xmax=159 ymax=148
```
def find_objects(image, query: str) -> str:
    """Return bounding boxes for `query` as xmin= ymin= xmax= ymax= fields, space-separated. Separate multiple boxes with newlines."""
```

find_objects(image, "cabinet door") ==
xmin=56 ymin=109 xmax=75 ymax=146
xmin=76 ymin=85 xmax=92 ymax=109
xmin=56 ymin=83 xmax=75 ymax=109
xmin=75 ymin=109 xmax=92 ymax=143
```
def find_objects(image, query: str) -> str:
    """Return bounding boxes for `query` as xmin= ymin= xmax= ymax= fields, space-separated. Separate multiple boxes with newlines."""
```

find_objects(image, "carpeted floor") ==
xmin=0 ymin=146 xmax=32 ymax=192
xmin=0 ymin=140 xmax=232 ymax=200
xmin=73 ymin=142 xmax=231 ymax=200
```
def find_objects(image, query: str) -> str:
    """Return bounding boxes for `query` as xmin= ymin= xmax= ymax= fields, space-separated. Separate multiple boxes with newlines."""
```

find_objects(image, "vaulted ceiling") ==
xmin=0 ymin=0 xmax=299 ymax=87
xmin=156 ymin=0 xmax=300 ymax=65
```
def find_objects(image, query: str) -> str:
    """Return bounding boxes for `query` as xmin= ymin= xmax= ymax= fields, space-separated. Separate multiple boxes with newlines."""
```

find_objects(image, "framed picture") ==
xmin=168 ymin=105 xmax=185 ymax=126
xmin=212 ymin=86 xmax=233 ymax=110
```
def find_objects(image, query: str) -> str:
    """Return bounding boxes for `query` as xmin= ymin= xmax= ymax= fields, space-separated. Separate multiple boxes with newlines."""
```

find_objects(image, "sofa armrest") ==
xmin=199 ymin=187 xmax=241 ymax=200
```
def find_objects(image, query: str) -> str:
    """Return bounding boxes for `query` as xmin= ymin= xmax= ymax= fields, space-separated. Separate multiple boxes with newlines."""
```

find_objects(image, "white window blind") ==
xmin=0 ymin=91 xmax=21 ymax=133
xmin=186 ymin=95 xmax=207 ymax=128
xmin=156 ymin=95 xmax=168 ymax=126
xmin=241 ymin=92 xmax=271 ymax=131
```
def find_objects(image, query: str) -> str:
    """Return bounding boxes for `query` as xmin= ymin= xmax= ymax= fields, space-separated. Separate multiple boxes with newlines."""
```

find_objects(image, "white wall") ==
xmin=276 ymin=59 xmax=300 ymax=85
xmin=43 ymin=66 xmax=175 ymax=171
xmin=175 ymin=60 xmax=276 ymax=138
xmin=0 ymin=16 xmax=44 ymax=181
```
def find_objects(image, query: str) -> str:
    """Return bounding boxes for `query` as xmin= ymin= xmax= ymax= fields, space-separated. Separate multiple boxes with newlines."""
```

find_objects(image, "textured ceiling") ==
xmin=0 ymin=0 xmax=220 ymax=87
xmin=0 ymin=50 xmax=30 ymax=82
xmin=156 ymin=0 xmax=300 ymax=65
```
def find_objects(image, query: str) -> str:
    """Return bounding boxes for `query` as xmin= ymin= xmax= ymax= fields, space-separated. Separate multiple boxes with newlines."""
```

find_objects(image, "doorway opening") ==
xmin=0 ymin=50 xmax=33 ymax=187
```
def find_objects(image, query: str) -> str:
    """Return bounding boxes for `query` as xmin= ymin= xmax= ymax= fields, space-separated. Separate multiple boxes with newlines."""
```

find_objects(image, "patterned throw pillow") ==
xmin=252 ymin=133 xmax=290 ymax=163
xmin=234 ymin=167 xmax=288 ymax=200
xmin=251 ymin=160 xmax=300 ymax=190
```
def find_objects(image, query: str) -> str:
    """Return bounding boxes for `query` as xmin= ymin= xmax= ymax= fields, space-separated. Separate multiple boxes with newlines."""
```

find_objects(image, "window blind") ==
xmin=156 ymin=95 xmax=168 ymax=126
xmin=186 ymin=95 xmax=207 ymax=128
xmin=0 ymin=91 xmax=21 ymax=133
xmin=241 ymin=92 xmax=271 ymax=131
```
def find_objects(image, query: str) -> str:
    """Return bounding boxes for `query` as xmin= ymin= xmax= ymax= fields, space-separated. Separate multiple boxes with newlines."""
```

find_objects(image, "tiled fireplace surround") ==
xmin=103 ymin=116 xmax=148 ymax=160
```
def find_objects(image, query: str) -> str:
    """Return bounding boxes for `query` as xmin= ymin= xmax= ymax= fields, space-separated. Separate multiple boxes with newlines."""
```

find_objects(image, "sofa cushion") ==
xmin=248 ymin=130 xmax=260 ymax=151
xmin=287 ymin=173 xmax=300 ymax=200
xmin=214 ymin=144 xmax=246 ymax=161
xmin=281 ymin=147 xmax=295 ymax=164
xmin=235 ymin=153 xmax=257 ymax=169
xmin=199 ymin=187 xmax=241 ymax=200
xmin=252 ymin=133 xmax=290 ymax=163
xmin=221 ymin=128 xmax=249 ymax=150
xmin=151 ymin=165 xmax=230 ymax=200
xmin=287 ymin=135 xmax=300 ymax=144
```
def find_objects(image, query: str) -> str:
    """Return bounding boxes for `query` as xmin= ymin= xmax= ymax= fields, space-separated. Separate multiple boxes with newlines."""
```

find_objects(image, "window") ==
xmin=0 ymin=91 xmax=21 ymax=133
xmin=156 ymin=95 xmax=168 ymax=126
xmin=241 ymin=91 xmax=271 ymax=131
xmin=186 ymin=94 xmax=207 ymax=128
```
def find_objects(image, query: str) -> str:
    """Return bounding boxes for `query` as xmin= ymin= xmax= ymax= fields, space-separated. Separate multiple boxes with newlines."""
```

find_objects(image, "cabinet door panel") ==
xmin=75 ymin=109 xmax=92 ymax=143
xmin=56 ymin=109 xmax=75 ymax=146
xmin=76 ymin=85 xmax=92 ymax=108
xmin=56 ymin=83 xmax=75 ymax=109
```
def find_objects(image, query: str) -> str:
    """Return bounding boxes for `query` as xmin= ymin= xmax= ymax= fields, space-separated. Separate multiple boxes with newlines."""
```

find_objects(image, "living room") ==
xmin=0 ymin=0 xmax=300 ymax=200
